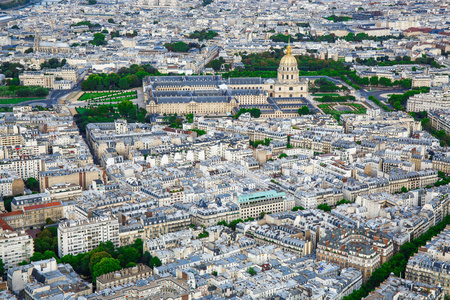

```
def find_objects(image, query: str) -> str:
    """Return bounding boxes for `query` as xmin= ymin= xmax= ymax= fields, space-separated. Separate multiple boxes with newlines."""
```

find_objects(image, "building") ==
xmin=405 ymin=226 xmax=450 ymax=295
xmin=44 ymin=183 xmax=82 ymax=202
xmin=11 ymin=193 xmax=51 ymax=211
xmin=0 ymin=228 xmax=34 ymax=269
xmin=0 ymin=201 xmax=63 ymax=230
xmin=39 ymin=165 xmax=106 ymax=191
xmin=57 ymin=216 xmax=120 ymax=257
xmin=429 ymin=109 xmax=450 ymax=135
xmin=341 ymin=109 xmax=420 ymax=134
xmin=144 ymin=44 xmax=309 ymax=117
xmin=7 ymin=258 xmax=92 ymax=296
xmin=365 ymin=275 xmax=444 ymax=300
xmin=237 ymin=190 xmax=293 ymax=220
xmin=317 ymin=227 xmax=394 ymax=282
xmin=407 ymin=90 xmax=450 ymax=112
xmin=96 ymin=264 xmax=152 ymax=291
xmin=19 ymin=66 xmax=79 ymax=90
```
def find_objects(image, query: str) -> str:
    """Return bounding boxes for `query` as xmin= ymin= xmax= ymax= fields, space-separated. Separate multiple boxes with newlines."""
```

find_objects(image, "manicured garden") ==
xmin=319 ymin=103 xmax=366 ymax=120
xmin=79 ymin=91 xmax=137 ymax=102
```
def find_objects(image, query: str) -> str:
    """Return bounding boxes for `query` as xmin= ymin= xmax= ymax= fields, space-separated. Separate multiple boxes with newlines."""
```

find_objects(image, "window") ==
xmin=282 ymin=75 xmax=284 ymax=79
xmin=290 ymin=94 xmax=292 ymax=97
xmin=289 ymin=87 xmax=293 ymax=91
xmin=279 ymin=88 xmax=281 ymax=91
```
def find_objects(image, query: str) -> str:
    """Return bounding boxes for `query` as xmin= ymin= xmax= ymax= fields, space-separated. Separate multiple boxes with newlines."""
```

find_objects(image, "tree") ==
xmin=90 ymin=33 xmax=106 ymax=46
xmin=108 ymin=18 xmax=115 ymax=23
xmin=149 ymin=256 xmax=162 ymax=268
xmin=30 ymin=252 xmax=44 ymax=262
xmin=369 ymin=76 xmax=379 ymax=86
xmin=118 ymin=247 xmax=140 ymax=268
xmin=279 ymin=153 xmax=288 ymax=158
xmin=317 ymin=203 xmax=332 ymax=212
xmin=25 ymin=177 xmax=39 ymax=191
xmin=400 ymin=186 xmax=408 ymax=193
xmin=164 ymin=41 xmax=189 ymax=52
xmin=24 ymin=47 xmax=33 ymax=54
xmin=208 ymin=59 xmax=222 ymax=71
xmin=43 ymin=250 xmax=57 ymax=259
xmin=247 ymin=267 xmax=257 ymax=276
xmin=88 ymin=0 xmax=97 ymax=4
xmin=298 ymin=106 xmax=310 ymax=116
xmin=89 ymin=251 xmax=112 ymax=273
xmin=336 ymin=199 xmax=352 ymax=206
xmin=0 ymin=258 xmax=4 ymax=275
xmin=292 ymin=206 xmax=305 ymax=211
xmin=117 ymin=100 xmax=135 ymax=118
xmin=92 ymin=257 xmax=121 ymax=281
xmin=118 ymin=77 xmax=130 ymax=89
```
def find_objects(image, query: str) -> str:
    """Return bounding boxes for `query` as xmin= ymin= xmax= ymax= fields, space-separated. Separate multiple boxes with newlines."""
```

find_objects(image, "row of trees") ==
xmin=81 ymin=64 xmax=159 ymax=91
xmin=0 ymin=85 xmax=49 ymax=98
xmin=188 ymin=29 xmax=218 ymax=41
xmin=310 ymin=77 xmax=347 ymax=93
xmin=315 ymin=95 xmax=356 ymax=102
xmin=347 ymin=72 xmax=412 ymax=89
xmin=343 ymin=214 xmax=450 ymax=300
xmin=357 ymin=56 xmax=441 ymax=68
xmin=368 ymin=95 xmax=391 ymax=112
xmin=40 ymin=58 xmax=67 ymax=70
xmin=387 ymin=87 xmax=429 ymax=111
xmin=234 ymin=108 xmax=261 ymax=119
xmin=250 ymin=138 xmax=272 ymax=148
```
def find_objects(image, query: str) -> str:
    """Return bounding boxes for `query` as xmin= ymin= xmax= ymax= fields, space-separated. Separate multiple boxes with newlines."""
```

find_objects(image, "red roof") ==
xmin=0 ymin=217 xmax=14 ymax=231
xmin=0 ymin=211 xmax=23 ymax=217
xmin=23 ymin=201 xmax=62 ymax=211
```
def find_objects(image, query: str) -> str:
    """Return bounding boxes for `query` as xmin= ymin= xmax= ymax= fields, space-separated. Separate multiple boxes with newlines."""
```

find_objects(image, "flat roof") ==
xmin=238 ymin=190 xmax=286 ymax=203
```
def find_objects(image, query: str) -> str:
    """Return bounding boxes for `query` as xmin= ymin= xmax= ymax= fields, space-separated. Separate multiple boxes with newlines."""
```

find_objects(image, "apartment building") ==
xmin=57 ymin=216 xmax=120 ymax=257
xmin=96 ymin=264 xmax=152 ymax=291
xmin=341 ymin=109 xmax=420 ymax=134
xmin=0 ymin=226 xmax=34 ymax=269
xmin=39 ymin=165 xmax=106 ymax=191
xmin=44 ymin=183 xmax=82 ymax=202
xmin=317 ymin=228 xmax=394 ymax=282
xmin=0 ymin=156 xmax=43 ymax=181
xmin=429 ymin=110 xmax=450 ymax=135
xmin=0 ymin=201 xmax=63 ymax=230
xmin=407 ymin=91 xmax=450 ymax=112
xmin=0 ymin=171 xmax=24 ymax=197
xmin=11 ymin=193 xmax=51 ymax=211
xmin=237 ymin=190 xmax=293 ymax=220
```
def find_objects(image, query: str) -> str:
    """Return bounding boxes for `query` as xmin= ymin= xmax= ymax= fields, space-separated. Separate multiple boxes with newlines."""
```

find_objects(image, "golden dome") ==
xmin=279 ymin=44 xmax=297 ymax=66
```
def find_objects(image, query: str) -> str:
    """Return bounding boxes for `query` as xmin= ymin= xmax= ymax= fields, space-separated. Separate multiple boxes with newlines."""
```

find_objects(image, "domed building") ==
xmin=273 ymin=43 xmax=307 ymax=98
xmin=144 ymin=43 xmax=310 ymax=118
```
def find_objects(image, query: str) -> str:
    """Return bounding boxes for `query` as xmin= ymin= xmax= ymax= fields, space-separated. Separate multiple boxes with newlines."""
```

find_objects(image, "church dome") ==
xmin=279 ymin=45 xmax=297 ymax=67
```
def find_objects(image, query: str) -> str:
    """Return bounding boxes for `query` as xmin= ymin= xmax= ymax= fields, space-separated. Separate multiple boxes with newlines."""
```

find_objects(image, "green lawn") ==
xmin=79 ymin=91 xmax=136 ymax=101
xmin=76 ymin=107 xmax=87 ymax=114
xmin=0 ymin=97 xmax=46 ymax=104
xmin=312 ymin=93 xmax=340 ymax=97
xmin=319 ymin=103 xmax=366 ymax=121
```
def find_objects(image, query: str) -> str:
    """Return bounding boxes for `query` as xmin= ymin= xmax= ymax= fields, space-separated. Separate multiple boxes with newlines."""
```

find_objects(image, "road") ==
xmin=0 ymin=82 xmax=82 ymax=108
